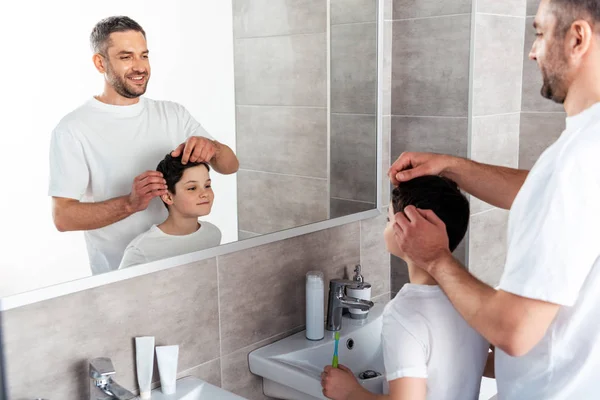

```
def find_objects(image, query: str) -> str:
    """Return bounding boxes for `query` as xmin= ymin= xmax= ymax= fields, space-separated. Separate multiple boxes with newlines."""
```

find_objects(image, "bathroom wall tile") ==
xmin=391 ymin=16 xmax=471 ymax=117
xmin=470 ymin=113 xmax=520 ymax=214
xmin=330 ymin=114 xmax=377 ymax=203
xmin=472 ymin=14 xmax=525 ymax=116
xmin=360 ymin=212 xmax=391 ymax=297
xmin=331 ymin=0 xmax=377 ymax=24
xmin=3 ymin=259 xmax=219 ymax=400
xmin=390 ymin=116 xmax=468 ymax=160
xmin=221 ymin=327 xmax=303 ymax=399
xmin=331 ymin=23 xmax=377 ymax=114
xmin=381 ymin=116 xmax=391 ymax=207
xmin=521 ymin=18 xmax=565 ymax=113
xmin=237 ymin=170 xmax=328 ymax=234
xmin=234 ymin=34 xmax=326 ymax=107
xmin=239 ymin=230 xmax=261 ymax=240
xmin=392 ymin=0 xmax=472 ymax=20
xmin=477 ymin=0 xmax=526 ymax=16
xmin=384 ymin=0 xmax=393 ymax=20
xmin=218 ymin=223 xmax=360 ymax=355
xmin=519 ymin=112 xmax=565 ymax=170
xmin=236 ymin=106 xmax=327 ymax=177
xmin=469 ymin=208 xmax=509 ymax=287
xmin=331 ymin=198 xmax=376 ymax=219
xmin=232 ymin=0 xmax=326 ymax=38
xmin=527 ymin=0 xmax=540 ymax=16
xmin=180 ymin=358 xmax=222 ymax=388
xmin=382 ymin=21 xmax=393 ymax=116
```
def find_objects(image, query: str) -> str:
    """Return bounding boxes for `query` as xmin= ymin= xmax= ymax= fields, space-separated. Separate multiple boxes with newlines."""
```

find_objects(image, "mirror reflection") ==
xmin=1 ymin=0 xmax=378 ymax=297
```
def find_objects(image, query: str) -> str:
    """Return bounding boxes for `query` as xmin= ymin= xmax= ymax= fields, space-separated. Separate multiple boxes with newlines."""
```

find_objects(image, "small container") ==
xmin=305 ymin=271 xmax=324 ymax=340
xmin=347 ymin=265 xmax=371 ymax=320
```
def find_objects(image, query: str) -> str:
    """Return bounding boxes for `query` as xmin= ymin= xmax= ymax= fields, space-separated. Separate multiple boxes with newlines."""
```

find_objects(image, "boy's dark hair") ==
xmin=550 ymin=0 xmax=600 ymax=38
xmin=90 ymin=16 xmax=146 ymax=55
xmin=156 ymin=154 xmax=210 ymax=209
xmin=392 ymin=176 xmax=469 ymax=252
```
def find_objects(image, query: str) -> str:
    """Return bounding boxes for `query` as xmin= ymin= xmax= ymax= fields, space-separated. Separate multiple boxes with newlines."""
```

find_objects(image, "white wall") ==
xmin=0 ymin=0 xmax=237 ymax=297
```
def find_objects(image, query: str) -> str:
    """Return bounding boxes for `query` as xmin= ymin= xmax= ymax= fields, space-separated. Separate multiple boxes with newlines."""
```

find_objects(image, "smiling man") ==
xmin=49 ymin=16 xmax=238 ymax=274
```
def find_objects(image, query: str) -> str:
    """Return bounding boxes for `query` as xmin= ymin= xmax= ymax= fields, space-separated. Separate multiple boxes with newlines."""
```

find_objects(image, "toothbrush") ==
xmin=332 ymin=331 xmax=340 ymax=368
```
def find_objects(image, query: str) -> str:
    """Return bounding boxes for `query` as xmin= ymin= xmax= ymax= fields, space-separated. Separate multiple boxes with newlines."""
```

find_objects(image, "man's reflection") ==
xmin=48 ymin=16 xmax=238 ymax=274
xmin=119 ymin=155 xmax=221 ymax=268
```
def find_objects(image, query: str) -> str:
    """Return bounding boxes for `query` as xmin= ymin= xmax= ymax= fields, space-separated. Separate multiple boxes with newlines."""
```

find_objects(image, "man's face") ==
xmin=530 ymin=0 xmax=570 ymax=104
xmin=384 ymin=204 xmax=402 ymax=257
xmin=101 ymin=30 xmax=151 ymax=98
xmin=168 ymin=165 xmax=214 ymax=217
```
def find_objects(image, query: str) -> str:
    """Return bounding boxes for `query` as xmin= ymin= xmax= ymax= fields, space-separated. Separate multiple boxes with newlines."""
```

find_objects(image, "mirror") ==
xmin=0 ymin=0 xmax=379 ymax=298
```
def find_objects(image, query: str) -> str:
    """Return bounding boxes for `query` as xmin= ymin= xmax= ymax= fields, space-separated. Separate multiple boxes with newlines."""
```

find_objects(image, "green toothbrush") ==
xmin=332 ymin=331 xmax=340 ymax=368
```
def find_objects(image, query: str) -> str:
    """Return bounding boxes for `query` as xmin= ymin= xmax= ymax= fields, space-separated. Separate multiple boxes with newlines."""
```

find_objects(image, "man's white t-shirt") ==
xmin=496 ymin=103 xmax=600 ymax=399
xmin=119 ymin=221 xmax=222 ymax=269
xmin=48 ymin=97 xmax=214 ymax=274
xmin=381 ymin=284 xmax=489 ymax=400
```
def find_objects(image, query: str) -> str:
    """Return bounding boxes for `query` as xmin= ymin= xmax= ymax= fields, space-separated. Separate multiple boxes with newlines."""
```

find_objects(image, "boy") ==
xmin=119 ymin=154 xmax=221 ymax=268
xmin=321 ymin=176 xmax=489 ymax=400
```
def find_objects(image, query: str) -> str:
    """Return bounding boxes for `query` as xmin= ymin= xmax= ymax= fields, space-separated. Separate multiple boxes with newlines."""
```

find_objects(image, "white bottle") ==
xmin=347 ymin=265 xmax=372 ymax=320
xmin=306 ymin=271 xmax=325 ymax=340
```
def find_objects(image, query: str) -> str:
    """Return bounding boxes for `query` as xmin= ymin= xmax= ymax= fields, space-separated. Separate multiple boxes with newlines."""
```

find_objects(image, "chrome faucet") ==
xmin=326 ymin=279 xmax=374 ymax=331
xmin=89 ymin=357 xmax=137 ymax=400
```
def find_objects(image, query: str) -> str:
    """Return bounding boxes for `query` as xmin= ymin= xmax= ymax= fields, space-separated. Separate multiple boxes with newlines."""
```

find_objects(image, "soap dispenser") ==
xmin=347 ymin=264 xmax=372 ymax=320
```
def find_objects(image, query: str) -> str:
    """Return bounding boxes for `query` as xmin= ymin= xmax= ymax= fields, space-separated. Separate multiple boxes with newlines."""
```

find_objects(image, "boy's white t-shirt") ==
xmin=382 ymin=284 xmax=489 ymax=400
xmin=119 ymin=221 xmax=222 ymax=269
xmin=48 ymin=97 xmax=213 ymax=274
xmin=495 ymin=103 xmax=600 ymax=399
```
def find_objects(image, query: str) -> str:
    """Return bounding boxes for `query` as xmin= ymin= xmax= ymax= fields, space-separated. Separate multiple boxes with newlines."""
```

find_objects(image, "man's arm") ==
xmin=210 ymin=140 xmax=239 ymax=174
xmin=394 ymin=207 xmax=560 ymax=357
xmin=52 ymin=171 xmax=167 ymax=232
xmin=389 ymin=152 xmax=528 ymax=210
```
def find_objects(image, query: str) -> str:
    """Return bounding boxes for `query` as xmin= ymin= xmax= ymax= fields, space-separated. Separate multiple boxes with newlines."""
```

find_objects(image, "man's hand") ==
xmin=321 ymin=365 xmax=363 ymax=400
xmin=127 ymin=171 xmax=168 ymax=213
xmin=393 ymin=206 xmax=453 ymax=273
xmin=171 ymin=136 xmax=217 ymax=164
xmin=388 ymin=152 xmax=457 ymax=186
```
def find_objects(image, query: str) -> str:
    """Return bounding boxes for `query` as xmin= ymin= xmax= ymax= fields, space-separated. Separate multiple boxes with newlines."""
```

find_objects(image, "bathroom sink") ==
xmin=151 ymin=376 xmax=247 ymax=400
xmin=249 ymin=303 xmax=498 ymax=400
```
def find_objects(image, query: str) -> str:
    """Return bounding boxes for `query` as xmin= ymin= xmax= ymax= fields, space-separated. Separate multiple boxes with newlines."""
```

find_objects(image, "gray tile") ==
xmin=391 ymin=16 xmax=471 ymax=117
xmin=331 ymin=23 xmax=377 ymax=114
xmin=469 ymin=208 xmax=509 ymax=287
xmin=232 ymin=0 xmax=326 ymax=38
xmin=384 ymin=0 xmax=393 ymax=20
xmin=180 ymin=358 xmax=221 ymax=388
xmin=3 ymin=259 xmax=219 ymax=400
xmin=381 ymin=116 xmax=391 ymax=207
xmin=521 ymin=17 xmax=565 ymax=112
xmin=519 ymin=112 xmax=565 ymax=169
xmin=382 ymin=21 xmax=393 ymax=116
xmin=472 ymin=14 xmax=525 ymax=116
xmin=239 ymin=230 xmax=261 ymax=240
xmin=331 ymin=0 xmax=377 ymax=24
xmin=372 ymin=292 xmax=392 ymax=304
xmin=234 ymin=34 xmax=326 ymax=107
xmin=218 ymin=223 xmax=360 ymax=355
xmin=236 ymin=106 xmax=327 ymax=176
xmin=390 ymin=116 xmax=469 ymax=160
xmin=331 ymin=198 xmax=376 ymax=218
xmin=237 ymin=170 xmax=328 ymax=234
xmin=527 ymin=0 xmax=540 ymax=16
xmin=360 ymin=212 xmax=391 ymax=297
xmin=221 ymin=328 xmax=303 ymax=399
xmin=330 ymin=114 xmax=377 ymax=202
xmin=392 ymin=0 xmax=471 ymax=19
xmin=477 ymin=0 xmax=526 ymax=16
xmin=470 ymin=113 xmax=521 ymax=214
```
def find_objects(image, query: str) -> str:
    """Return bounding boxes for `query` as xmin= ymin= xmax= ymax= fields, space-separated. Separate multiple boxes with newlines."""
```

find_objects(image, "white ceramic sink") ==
xmin=249 ymin=302 xmax=498 ymax=400
xmin=151 ymin=376 xmax=247 ymax=400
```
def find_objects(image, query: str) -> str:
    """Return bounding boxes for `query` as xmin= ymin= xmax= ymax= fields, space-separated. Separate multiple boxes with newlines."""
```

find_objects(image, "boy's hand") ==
xmin=321 ymin=364 xmax=362 ymax=400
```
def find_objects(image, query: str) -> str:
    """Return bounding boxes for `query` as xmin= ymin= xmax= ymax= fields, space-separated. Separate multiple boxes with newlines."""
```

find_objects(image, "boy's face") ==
xmin=163 ymin=165 xmax=214 ymax=217
xmin=384 ymin=204 xmax=402 ymax=257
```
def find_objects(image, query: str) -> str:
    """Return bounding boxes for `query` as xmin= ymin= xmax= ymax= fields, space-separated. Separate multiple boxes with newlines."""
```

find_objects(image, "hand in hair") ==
xmin=171 ymin=136 xmax=217 ymax=165
xmin=389 ymin=152 xmax=457 ymax=186
xmin=127 ymin=170 xmax=168 ymax=212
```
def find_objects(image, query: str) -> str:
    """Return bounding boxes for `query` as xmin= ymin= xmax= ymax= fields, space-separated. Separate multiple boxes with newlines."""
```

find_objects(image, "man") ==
xmin=49 ymin=16 xmax=238 ymax=274
xmin=389 ymin=0 xmax=600 ymax=398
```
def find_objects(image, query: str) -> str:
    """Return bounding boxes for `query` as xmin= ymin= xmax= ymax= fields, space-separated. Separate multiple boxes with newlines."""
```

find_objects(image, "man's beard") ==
xmin=540 ymin=45 xmax=568 ymax=104
xmin=106 ymin=64 xmax=148 ymax=99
